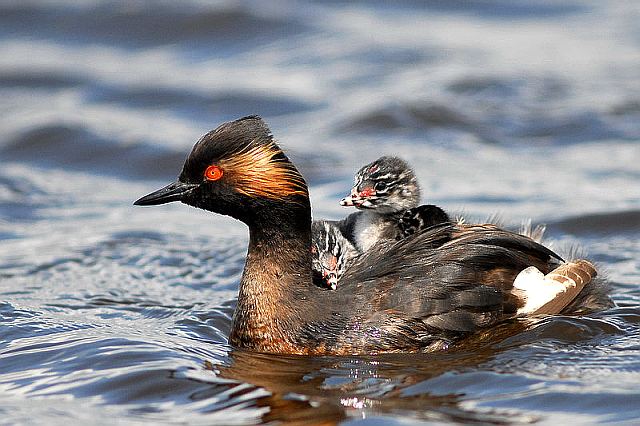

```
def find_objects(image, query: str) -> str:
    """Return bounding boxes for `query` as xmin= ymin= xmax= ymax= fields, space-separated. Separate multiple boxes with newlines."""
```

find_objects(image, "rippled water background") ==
xmin=1 ymin=1 xmax=639 ymax=424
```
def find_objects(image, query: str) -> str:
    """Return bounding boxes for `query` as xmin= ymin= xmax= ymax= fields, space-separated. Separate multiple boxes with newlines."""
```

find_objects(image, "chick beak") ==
xmin=324 ymin=272 xmax=338 ymax=290
xmin=340 ymin=195 xmax=355 ymax=207
xmin=340 ymin=187 xmax=360 ymax=207
xmin=134 ymin=181 xmax=198 ymax=206
xmin=340 ymin=186 xmax=375 ymax=208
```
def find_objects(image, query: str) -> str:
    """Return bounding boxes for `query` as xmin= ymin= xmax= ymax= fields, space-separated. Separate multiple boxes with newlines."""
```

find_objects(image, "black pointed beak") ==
xmin=134 ymin=181 xmax=198 ymax=206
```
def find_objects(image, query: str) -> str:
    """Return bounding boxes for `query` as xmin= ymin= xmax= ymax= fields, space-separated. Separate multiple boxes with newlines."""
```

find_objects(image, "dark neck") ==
xmin=229 ymin=198 xmax=315 ymax=353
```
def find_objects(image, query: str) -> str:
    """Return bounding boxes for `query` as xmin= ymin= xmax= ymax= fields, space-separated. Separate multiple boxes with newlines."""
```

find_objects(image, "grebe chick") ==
xmin=135 ymin=116 xmax=611 ymax=355
xmin=311 ymin=204 xmax=450 ymax=289
xmin=312 ymin=158 xmax=449 ymax=289
xmin=340 ymin=156 xmax=450 ymax=251
xmin=311 ymin=220 xmax=358 ymax=289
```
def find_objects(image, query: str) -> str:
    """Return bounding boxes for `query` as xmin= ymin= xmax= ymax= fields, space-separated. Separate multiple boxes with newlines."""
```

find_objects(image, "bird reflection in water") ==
xmin=201 ymin=319 xmax=532 ymax=425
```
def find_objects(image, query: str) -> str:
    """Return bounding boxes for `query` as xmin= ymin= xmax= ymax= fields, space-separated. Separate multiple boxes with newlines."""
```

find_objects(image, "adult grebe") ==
xmin=134 ymin=116 xmax=610 ymax=355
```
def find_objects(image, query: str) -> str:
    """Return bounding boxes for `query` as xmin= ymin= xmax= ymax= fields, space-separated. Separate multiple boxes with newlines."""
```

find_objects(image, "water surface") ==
xmin=1 ymin=1 xmax=639 ymax=424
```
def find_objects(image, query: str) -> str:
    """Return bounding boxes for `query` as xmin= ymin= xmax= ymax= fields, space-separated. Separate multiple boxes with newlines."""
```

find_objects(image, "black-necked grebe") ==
xmin=134 ymin=116 xmax=612 ymax=355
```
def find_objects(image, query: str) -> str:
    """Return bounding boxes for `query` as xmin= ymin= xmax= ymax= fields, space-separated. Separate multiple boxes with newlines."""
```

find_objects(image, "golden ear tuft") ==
xmin=219 ymin=141 xmax=308 ymax=201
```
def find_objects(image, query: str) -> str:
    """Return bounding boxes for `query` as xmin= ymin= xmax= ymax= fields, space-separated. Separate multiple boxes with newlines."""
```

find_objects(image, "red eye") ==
xmin=204 ymin=165 xmax=223 ymax=181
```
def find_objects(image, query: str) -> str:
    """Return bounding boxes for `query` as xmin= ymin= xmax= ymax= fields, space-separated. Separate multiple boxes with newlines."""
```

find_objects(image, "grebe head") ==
xmin=134 ymin=116 xmax=309 ymax=225
xmin=340 ymin=156 xmax=420 ymax=214
xmin=311 ymin=220 xmax=358 ymax=289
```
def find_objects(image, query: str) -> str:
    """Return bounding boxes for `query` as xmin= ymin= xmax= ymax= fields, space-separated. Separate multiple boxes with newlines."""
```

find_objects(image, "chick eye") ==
xmin=204 ymin=165 xmax=224 ymax=181
xmin=374 ymin=181 xmax=388 ymax=191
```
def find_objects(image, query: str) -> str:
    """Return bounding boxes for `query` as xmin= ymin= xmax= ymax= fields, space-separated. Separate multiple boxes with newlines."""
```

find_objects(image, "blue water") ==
xmin=1 ymin=1 xmax=639 ymax=424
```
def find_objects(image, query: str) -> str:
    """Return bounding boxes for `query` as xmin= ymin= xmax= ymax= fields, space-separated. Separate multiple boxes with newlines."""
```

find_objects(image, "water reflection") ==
xmin=214 ymin=321 xmax=531 ymax=424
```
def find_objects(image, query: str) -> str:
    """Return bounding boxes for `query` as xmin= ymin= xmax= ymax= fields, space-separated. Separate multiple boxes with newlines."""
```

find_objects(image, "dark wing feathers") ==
xmin=447 ymin=225 xmax=564 ymax=263
xmin=333 ymin=223 xmax=562 ymax=336
xmin=423 ymin=310 xmax=501 ymax=333
xmin=299 ymin=222 xmax=607 ymax=353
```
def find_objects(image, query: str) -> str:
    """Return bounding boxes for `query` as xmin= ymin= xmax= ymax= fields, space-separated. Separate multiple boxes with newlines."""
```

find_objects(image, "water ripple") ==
xmin=1 ymin=0 xmax=639 ymax=424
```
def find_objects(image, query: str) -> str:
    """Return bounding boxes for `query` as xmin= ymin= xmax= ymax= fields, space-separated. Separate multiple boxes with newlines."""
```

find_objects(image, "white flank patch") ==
xmin=514 ymin=266 xmax=577 ymax=315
